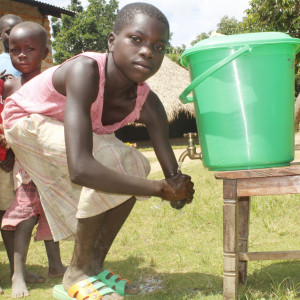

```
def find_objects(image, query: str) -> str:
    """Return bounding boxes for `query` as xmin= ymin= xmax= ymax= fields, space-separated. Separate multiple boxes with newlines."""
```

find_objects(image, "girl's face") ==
xmin=108 ymin=13 xmax=169 ymax=83
xmin=9 ymin=29 xmax=48 ymax=75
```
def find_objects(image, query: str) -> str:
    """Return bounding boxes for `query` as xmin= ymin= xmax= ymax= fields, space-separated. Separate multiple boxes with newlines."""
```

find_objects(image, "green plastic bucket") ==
xmin=180 ymin=32 xmax=300 ymax=171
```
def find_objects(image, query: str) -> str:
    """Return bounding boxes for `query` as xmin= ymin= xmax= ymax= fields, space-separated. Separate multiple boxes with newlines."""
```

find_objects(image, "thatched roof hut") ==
xmin=146 ymin=56 xmax=195 ymax=122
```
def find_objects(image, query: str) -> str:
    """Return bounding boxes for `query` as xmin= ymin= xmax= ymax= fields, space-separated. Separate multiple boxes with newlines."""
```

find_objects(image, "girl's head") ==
xmin=109 ymin=3 xmax=169 ymax=83
xmin=113 ymin=2 xmax=169 ymax=38
xmin=9 ymin=21 xmax=49 ymax=75
xmin=0 ymin=14 xmax=23 ymax=52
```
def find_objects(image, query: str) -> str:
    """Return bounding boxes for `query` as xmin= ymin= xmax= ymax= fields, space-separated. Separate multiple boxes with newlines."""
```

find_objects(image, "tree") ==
xmin=191 ymin=32 xmax=209 ymax=46
xmin=217 ymin=16 xmax=245 ymax=35
xmin=51 ymin=0 xmax=118 ymax=64
xmin=190 ymin=16 xmax=245 ymax=46
xmin=244 ymin=0 xmax=300 ymax=37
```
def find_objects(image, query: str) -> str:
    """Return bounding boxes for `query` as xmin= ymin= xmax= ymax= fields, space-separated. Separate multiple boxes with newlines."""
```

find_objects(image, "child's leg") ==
xmin=33 ymin=196 xmax=66 ymax=277
xmin=91 ymin=197 xmax=136 ymax=268
xmin=1 ymin=211 xmax=44 ymax=285
xmin=62 ymin=213 xmax=123 ymax=300
xmin=44 ymin=240 xmax=66 ymax=277
xmin=0 ymin=210 xmax=14 ymax=275
xmin=11 ymin=216 xmax=37 ymax=298
xmin=0 ymin=169 xmax=15 ymax=279
xmin=91 ymin=197 xmax=140 ymax=295
xmin=0 ymin=210 xmax=10 ymax=295
xmin=63 ymin=197 xmax=138 ymax=296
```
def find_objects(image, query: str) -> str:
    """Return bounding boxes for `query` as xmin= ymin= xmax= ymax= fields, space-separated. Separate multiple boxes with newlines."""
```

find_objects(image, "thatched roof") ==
xmin=146 ymin=56 xmax=195 ymax=122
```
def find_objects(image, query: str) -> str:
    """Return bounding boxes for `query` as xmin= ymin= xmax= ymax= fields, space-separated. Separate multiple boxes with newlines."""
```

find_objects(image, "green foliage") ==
xmin=244 ymin=0 xmax=300 ymax=37
xmin=190 ymin=16 xmax=246 ymax=46
xmin=191 ymin=32 xmax=209 ymax=46
xmin=217 ymin=15 xmax=246 ymax=35
xmin=166 ymin=52 xmax=181 ymax=65
xmin=51 ymin=0 xmax=118 ymax=64
xmin=166 ymin=41 xmax=186 ymax=67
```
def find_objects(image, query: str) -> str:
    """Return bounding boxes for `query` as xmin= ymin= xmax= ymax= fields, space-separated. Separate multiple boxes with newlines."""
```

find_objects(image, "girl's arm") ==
xmin=59 ymin=57 xmax=193 ymax=201
xmin=138 ymin=90 xmax=183 ymax=178
xmin=138 ymin=91 xmax=195 ymax=204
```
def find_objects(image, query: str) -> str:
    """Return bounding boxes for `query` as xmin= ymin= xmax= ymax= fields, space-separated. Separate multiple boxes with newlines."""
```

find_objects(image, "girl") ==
xmin=3 ymin=3 xmax=194 ymax=299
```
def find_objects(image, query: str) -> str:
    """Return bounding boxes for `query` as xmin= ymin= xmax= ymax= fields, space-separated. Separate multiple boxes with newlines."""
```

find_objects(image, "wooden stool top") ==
xmin=215 ymin=163 xmax=300 ymax=180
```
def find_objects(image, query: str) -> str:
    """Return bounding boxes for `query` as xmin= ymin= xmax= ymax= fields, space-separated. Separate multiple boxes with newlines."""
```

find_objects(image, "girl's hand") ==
xmin=0 ymin=149 xmax=15 ymax=172
xmin=160 ymin=173 xmax=194 ymax=202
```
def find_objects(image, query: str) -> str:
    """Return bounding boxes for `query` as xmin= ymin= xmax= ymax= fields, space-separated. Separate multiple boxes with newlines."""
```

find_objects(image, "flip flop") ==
xmin=53 ymin=285 xmax=72 ymax=300
xmin=53 ymin=276 xmax=116 ymax=300
xmin=97 ymin=269 xmax=138 ymax=296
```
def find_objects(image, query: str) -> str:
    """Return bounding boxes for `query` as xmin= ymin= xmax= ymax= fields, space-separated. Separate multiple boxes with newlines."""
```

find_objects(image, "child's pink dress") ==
xmin=1 ymin=79 xmax=52 ymax=240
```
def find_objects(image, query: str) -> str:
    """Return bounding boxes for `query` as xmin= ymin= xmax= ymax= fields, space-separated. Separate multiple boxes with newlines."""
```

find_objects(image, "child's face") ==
xmin=0 ymin=18 xmax=21 ymax=49
xmin=9 ymin=29 xmax=48 ymax=74
xmin=108 ymin=13 xmax=169 ymax=83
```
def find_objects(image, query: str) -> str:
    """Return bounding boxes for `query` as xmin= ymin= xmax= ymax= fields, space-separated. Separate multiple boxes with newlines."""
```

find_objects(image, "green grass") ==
xmin=1 ymin=156 xmax=300 ymax=299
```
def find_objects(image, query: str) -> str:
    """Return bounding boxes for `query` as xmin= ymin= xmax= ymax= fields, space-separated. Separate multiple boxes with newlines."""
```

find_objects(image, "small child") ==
xmin=1 ymin=21 xmax=66 ymax=298
xmin=3 ymin=3 xmax=194 ymax=300
xmin=0 ymin=73 xmax=15 ymax=296
xmin=0 ymin=13 xmax=22 ymax=296
xmin=0 ymin=14 xmax=22 ymax=78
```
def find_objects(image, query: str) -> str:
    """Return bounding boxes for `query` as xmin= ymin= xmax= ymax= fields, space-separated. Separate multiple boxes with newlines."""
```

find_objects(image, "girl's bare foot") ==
xmin=11 ymin=273 xmax=29 ymax=298
xmin=0 ymin=285 xmax=3 ymax=294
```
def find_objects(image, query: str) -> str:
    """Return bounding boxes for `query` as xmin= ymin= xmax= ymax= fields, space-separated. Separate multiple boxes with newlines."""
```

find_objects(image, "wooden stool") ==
xmin=215 ymin=164 xmax=300 ymax=300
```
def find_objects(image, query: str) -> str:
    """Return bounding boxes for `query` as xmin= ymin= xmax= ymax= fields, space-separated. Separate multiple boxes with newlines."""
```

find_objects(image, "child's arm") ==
xmin=138 ymin=91 xmax=195 ymax=207
xmin=2 ymin=77 xmax=19 ymax=100
xmin=58 ymin=56 xmax=193 ymax=201
xmin=138 ymin=90 xmax=180 ymax=178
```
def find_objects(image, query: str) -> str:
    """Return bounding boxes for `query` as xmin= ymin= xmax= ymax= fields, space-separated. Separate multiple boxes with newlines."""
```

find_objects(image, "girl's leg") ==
xmin=11 ymin=216 xmax=37 ymax=298
xmin=44 ymin=240 xmax=66 ymax=277
xmin=62 ymin=213 xmax=123 ymax=300
xmin=90 ymin=197 xmax=140 ymax=295
xmin=91 ymin=197 xmax=136 ymax=269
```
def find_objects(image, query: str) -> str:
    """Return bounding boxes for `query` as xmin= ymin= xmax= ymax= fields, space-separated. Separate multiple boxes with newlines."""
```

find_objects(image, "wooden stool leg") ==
xmin=238 ymin=196 xmax=250 ymax=284
xmin=223 ymin=179 xmax=239 ymax=300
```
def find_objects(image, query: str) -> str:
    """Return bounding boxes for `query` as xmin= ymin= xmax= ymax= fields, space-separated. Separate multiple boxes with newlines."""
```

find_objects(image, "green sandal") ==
xmin=53 ymin=276 xmax=116 ymax=300
xmin=97 ymin=269 xmax=138 ymax=296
